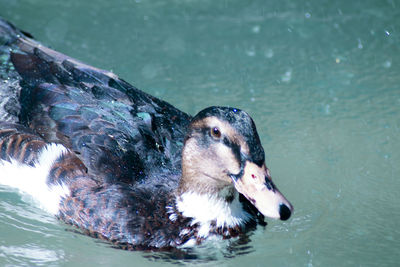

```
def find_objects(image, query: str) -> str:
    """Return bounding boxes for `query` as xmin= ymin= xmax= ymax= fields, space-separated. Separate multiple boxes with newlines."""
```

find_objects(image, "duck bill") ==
xmin=232 ymin=161 xmax=293 ymax=220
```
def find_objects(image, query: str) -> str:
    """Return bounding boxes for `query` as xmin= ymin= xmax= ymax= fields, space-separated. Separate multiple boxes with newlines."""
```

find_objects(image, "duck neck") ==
xmin=178 ymin=137 xmax=231 ymax=196
xmin=176 ymin=141 xmax=250 ymax=236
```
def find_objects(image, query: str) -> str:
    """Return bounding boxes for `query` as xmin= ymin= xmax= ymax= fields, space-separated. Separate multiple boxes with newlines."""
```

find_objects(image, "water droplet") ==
xmin=246 ymin=47 xmax=256 ymax=57
xmin=357 ymin=39 xmax=363 ymax=49
xmin=281 ymin=69 xmax=292 ymax=83
xmin=264 ymin=48 xmax=274 ymax=58
xmin=252 ymin=25 xmax=260 ymax=33
xmin=325 ymin=104 xmax=330 ymax=114
xmin=336 ymin=189 xmax=342 ymax=198
xmin=383 ymin=60 xmax=392 ymax=68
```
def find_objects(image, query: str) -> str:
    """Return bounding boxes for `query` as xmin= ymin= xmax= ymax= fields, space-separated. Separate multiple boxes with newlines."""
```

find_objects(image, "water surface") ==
xmin=0 ymin=0 xmax=399 ymax=266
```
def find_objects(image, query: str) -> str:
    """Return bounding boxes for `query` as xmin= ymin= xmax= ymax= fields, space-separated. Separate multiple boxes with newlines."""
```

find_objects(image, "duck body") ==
xmin=0 ymin=18 xmax=292 ymax=251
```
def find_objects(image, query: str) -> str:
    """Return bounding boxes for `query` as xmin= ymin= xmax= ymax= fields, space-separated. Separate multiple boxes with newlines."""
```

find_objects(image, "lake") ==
xmin=0 ymin=0 xmax=399 ymax=266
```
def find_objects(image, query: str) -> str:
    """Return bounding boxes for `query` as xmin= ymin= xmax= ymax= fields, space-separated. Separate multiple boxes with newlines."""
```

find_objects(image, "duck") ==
xmin=0 ymin=17 xmax=293 ymax=251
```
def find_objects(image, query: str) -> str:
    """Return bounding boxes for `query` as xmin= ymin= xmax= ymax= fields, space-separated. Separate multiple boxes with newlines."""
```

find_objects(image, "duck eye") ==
xmin=211 ymin=127 xmax=221 ymax=139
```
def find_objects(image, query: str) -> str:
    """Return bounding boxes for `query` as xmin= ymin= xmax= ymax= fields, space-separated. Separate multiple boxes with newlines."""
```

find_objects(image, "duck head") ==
xmin=179 ymin=106 xmax=293 ymax=221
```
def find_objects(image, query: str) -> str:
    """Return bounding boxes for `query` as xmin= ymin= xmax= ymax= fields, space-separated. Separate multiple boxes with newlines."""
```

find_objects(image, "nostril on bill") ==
xmin=279 ymin=204 xmax=291 ymax=221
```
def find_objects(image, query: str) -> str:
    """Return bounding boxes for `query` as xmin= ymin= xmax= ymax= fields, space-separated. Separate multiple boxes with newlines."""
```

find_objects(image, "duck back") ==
xmin=8 ymin=30 xmax=191 ymax=187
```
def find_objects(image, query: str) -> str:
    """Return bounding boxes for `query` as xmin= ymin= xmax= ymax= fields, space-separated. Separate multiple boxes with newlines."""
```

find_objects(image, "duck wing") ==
xmin=8 ymin=27 xmax=191 ymax=186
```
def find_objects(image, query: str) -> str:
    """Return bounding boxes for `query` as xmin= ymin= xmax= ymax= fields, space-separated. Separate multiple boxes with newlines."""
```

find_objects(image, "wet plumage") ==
xmin=0 ymin=18 xmax=293 ymax=251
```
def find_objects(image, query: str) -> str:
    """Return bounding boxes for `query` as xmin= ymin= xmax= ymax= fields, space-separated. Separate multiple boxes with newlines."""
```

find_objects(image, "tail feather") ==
xmin=0 ymin=142 xmax=70 ymax=215
xmin=0 ymin=122 xmax=90 ymax=215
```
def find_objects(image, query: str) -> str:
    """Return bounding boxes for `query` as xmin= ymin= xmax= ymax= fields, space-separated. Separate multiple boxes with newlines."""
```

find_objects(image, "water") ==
xmin=0 ymin=0 xmax=399 ymax=266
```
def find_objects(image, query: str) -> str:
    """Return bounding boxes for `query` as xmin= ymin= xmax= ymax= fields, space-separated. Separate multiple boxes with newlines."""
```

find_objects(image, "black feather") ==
xmin=0 ymin=17 xmax=268 ymax=253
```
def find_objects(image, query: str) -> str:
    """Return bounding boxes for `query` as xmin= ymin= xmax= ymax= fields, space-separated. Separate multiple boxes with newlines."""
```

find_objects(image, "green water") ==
xmin=0 ymin=0 xmax=399 ymax=266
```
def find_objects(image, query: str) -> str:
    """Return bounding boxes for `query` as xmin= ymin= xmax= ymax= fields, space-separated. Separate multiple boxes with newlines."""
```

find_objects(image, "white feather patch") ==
xmin=0 ymin=143 xmax=70 ymax=215
xmin=176 ymin=191 xmax=250 ymax=238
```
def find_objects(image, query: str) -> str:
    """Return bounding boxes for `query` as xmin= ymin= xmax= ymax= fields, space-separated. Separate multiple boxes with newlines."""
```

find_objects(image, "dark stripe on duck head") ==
xmin=223 ymin=136 xmax=241 ymax=166
xmin=228 ymin=151 xmax=251 ymax=182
